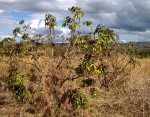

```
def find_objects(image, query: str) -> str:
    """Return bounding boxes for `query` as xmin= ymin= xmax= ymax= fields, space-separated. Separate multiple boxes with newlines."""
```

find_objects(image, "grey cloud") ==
xmin=76 ymin=0 xmax=150 ymax=32
xmin=74 ymin=0 xmax=150 ymax=41
xmin=0 ymin=0 xmax=74 ymax=19
xmin=1 ymin=0 xmax=150 ymax=32
xmin=0 ymin=0 xmax=150 ymax=41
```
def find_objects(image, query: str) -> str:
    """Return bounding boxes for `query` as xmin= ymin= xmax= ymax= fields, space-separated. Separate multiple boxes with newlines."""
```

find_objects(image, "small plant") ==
xmin=8 ymin=68 xmax=31 ymax=101
xmin=0 ymin=38 xmax=16 ymax=56
xmin=68 ymin=90 xmax=89 ymax=109
xmin=45 ymin=14 xmax=57 ymax=57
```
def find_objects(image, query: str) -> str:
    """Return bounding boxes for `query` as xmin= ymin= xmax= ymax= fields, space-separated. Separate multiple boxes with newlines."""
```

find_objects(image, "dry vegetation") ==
xmin=0 ymin=54 xmax=149 ymax=117
xmin=0 ymin=6 xmax=150 ymax=117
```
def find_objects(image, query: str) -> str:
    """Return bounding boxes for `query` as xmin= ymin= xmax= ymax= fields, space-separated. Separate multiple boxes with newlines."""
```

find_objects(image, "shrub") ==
xmin=68 ymin=90 xmax=89 ymax=109
xmin=0 ymin=6 xmax=138 ymax=116
xmin=8 ymin=67 xmax=31 ymax=101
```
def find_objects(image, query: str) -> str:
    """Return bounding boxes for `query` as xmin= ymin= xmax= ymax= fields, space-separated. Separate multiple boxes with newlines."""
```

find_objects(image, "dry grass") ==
xmin=0 ymin=55 xmax=150 ymax=117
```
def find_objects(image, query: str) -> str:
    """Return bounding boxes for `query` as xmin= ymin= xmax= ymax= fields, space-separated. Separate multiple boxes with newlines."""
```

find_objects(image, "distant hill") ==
xmin=57 ymin=42 xmax=150 ymax=50
xmin=133 ymin=42 xmax=150 ymax=50
xmin=55 ymin=42 xmax=150 ymax=50
xmin=122 ymin=42 xmax=150 ymax=50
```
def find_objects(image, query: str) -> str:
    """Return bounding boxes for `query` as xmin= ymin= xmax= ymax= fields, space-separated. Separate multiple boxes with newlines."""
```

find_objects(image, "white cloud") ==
xmin=0 ymin=9 xmax=4 ymax=13
xmin=121 ymin=40 xmax=126 ymax=43
xmin=27 ymin=19 xmax=40 ymax=29
xmin=38 ymin=20 xmax=45 ymax=28
xmin=61 ymin=28 xmax=70 ymax=36
xmin=54 ymin=0 xmax=76 ymax=10
xmin=0 ymin=0 xmax=150 ymax=42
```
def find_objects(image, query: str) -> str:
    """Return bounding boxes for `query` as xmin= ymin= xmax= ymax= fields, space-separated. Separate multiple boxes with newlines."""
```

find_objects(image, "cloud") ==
xmin=0 ymin=0 xmax=75 ymax=19
xmin=27 ymin=19 xmax=41 ymax=29
xmin=0 ymin=9 xmax=4 ymax=13
xmin=0 ymin=13 xmax=16 ymax=38
xmin=0 ymin=0 xmax=150 ymax=42
xmin=75 ymin=0 xmax=150 ymax=31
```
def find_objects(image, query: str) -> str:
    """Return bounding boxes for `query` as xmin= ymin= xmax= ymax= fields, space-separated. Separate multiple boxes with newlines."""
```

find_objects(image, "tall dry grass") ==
xmin=0 ymin=55 xmax=149 ymax=117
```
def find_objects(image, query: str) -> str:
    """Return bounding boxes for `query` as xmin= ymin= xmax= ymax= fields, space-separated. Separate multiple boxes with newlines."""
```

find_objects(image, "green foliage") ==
xmin=0 ymin=38 xmax=33 ymax=56
xmin=16 ymin=42 xmax=31 ymax=56
xmin=0 ymin=38 xmax=16 ymax=56
xmin=75 ymin=26 xmax=116 ymax=76
xmin=0 ymin=20 xmax=44 ymax=57
xmin=0 ymin=6 xmax=137 ymax=115
xmin=68 ymin=6 xmax=84 ymax=20
xmin=133 ymin=49 xmax=150 ymax=58
xmin=45 ymin=14 xmax=57 ymax=28
xmin=62 ymin=16 xmax=79 ymax=33
xmin=68 ymin=91 xmax=88 ymax=109
xmin=83 ymin=20 xmax=93 ymax=29
xmin=13 ymin=27 xmax=22 ymax=37
xmin=8 ymin=68 xmax=31 ymax=101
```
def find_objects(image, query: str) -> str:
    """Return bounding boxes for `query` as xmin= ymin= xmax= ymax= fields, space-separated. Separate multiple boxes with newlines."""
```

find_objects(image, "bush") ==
xmin=0 ymin=6 xmax=138 ymax=116
xmin=8 ymin=67 xmax=31 ymax=101
xmin=68 ymin=90 xmax=89 ymax=109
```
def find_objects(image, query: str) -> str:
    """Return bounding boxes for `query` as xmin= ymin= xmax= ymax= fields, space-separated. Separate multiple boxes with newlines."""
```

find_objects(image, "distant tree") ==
xmin=69 ymin=6 xmax=84 ymax=34
xmin=45 ymin=14 xmax=57 ymax=56
xmin=45 ymin=14 xmax=57 ymax=44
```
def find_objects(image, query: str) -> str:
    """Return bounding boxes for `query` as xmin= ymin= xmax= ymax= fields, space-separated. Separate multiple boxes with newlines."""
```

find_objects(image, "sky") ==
xmin=0 ymin=0 xmax=150 ymax=42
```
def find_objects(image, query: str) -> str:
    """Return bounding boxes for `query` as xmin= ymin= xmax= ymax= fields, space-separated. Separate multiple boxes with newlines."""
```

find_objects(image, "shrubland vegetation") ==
xmin=133 ymin=49 xmax=150 ymax=58
xmin=0 ymin=6 xmax=150 ymax=117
